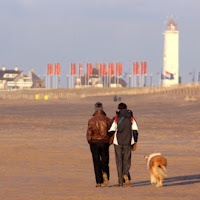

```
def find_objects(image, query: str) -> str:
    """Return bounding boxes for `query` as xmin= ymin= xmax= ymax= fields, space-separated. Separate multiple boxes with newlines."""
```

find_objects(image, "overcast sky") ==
xmin=0 ymin=0 xmax=199 ymax=86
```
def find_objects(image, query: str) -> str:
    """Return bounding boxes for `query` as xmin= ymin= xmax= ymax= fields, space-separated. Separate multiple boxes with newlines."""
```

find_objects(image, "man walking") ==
xmin=108 ymin=103 xmax=139 ymax=187
xmin=87 ymin=102 xmax=111 ymax=187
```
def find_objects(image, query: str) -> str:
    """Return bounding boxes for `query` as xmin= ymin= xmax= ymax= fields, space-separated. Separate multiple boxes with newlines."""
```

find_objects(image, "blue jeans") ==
xmin=114 ymin=144 xmax=131 ymax=183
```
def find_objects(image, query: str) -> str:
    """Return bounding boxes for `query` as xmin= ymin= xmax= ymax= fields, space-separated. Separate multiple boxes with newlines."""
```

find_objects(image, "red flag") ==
xmin=116 ymin=62 xmax=122 ymax=76
xmin=120 ymin=63 xmax=122 ymax=75
xmin=71 ymin=63 xmax=76 ymax=75
xmin=55 ymin=63 xmax=57 ymax=75
xmin=90 ymin=64 xmax=93 ymax=75
xmin=78 ymin=63 xmax=82 ymax=76
xmin=86 ymin=63 xmax=93 ymax=75
xmin=47 ymin=64 xmax=53 ymax=75
xmin=141 ymin=62 xmax=144 ymax=75
xmin=86 ymin=63 xmax=89 ymax=75
xmin=108 ymin=63 xmax=114 ymax=76
xmin=133 ymin=62 xmax=139 ymax=75
xmin=136 ymin=62 xmax=139 ymax=75
xmin=55 ymin=63 xmax=61 ymax=75
xmin=133 ymin=62 xmax=135 ymax=75
xmin=100 ymin=63 xmax=106 ymax=76
xmin=54 ymin=63 xmax=56 ymax=75
xmin=103 ymin=63 xmax=106 ymax=75
xmin=144 ymin=61 xmax=147 ymax=75
xmin=141 ymin=61 xmax=147 ymax=75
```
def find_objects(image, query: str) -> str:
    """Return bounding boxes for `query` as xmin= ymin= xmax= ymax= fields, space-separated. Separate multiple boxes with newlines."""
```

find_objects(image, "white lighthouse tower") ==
xmin=162 ymin=16 xmax=179 ymax=86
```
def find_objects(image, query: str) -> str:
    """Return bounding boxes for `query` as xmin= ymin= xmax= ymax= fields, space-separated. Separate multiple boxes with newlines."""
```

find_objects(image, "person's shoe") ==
xmin=123 ymin=175 xmax=130 ymax=186
xmin=96 ymin=183 xmax=101 ymax=187
xmin=103 ymin=172 xmax=109 ymax=186
xmin=118 ymin=183 xmax=123 ymax=187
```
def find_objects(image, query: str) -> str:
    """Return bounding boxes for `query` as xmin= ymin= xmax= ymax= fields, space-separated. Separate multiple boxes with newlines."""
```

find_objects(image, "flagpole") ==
xmin=53 ymin=71 xmax=55 ymax=89
xmin=56 ymin=74 xmax=57 ymax=88
xmin=87 ymin=63 xmax=88 ymax=87
xmin=71 ymin=64 xmax=73 ymax=88
xmin=67 ymin=74 xmax=68 ymax=88
xmin=106 ymin=63 xmax=108 ymax=87
xmin=71 ymin=75 xmax=73 ymax=88
xmin=79 ymin=64 xmax=82 ymax=87
xmin=49 ymin=75 xmax=50 ymax=89
xmin=55 ymin=74 xmax=57 ymax=89
xmin=99 ymin=63 xmax=100 ymax=86
xmin=85 ymin=64 xmax=86 ymax=88
xmin=48 ymin=75 xmax=50 ymax=89
xmin=46 ymin=65 xmax=48 ymax=89
xmin=53 ymin=74 xmax=55 ymax=89
xmin=50 ymin=75 xmax=52 ymax=89
xmin=58 ymin=74 xmax=59 ymax=88
xmin=75 ymin=75 xmax=77 ymax=88
xmin=54 ymin=75 xmax=56 ymax=88
xmin=70 ymin=62 xmax=71 ymax=88
xmin=115 ymin=63 xmax=116 ymax=87
xmin=131 ymin=74 xmax=133 ymax=87
xmin=158 ymin=72 xmax=161 ymax=87
xmin=69 ymin=63 xmax=71 ymax=88
xmin=46 ymin=74 xmax=48 ymax=89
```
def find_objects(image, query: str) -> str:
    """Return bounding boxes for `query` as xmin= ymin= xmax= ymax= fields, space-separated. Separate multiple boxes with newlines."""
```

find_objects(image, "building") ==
xmin=30 ymin=69 xmax=45 ymax=88
xmin=75 ymin=65 xmax=126 ymax=88
xmin=0 ymin=66 xmax=44 ymax=89
xmin=162 ymin=16 xmax=179 ymax=86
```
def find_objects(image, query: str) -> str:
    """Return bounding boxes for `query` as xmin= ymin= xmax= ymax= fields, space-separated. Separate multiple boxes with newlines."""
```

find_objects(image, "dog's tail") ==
xmin=157 ymin=165 xmax=167 ymax=177
xmin=160 ymin=165 xmax=167 ymax=177
xmin=153 ymin=165 xmax=167 ymax=177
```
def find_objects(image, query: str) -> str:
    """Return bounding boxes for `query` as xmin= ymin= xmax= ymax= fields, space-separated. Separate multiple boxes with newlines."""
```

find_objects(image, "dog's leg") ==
xmin=150 ymin=173 xmax=156 ymax=184
xmin=159 ymin=176 xmax=163 ymax=187
xmin=151 ymin=167 xmax=157 ymax=185
xmin=155 ymin=176 xmax=160 ymax=187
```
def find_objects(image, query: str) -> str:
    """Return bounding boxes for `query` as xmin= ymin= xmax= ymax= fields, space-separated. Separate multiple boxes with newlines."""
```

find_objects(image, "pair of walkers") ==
xmin=86 ymin=102 xmax=139 ymax=187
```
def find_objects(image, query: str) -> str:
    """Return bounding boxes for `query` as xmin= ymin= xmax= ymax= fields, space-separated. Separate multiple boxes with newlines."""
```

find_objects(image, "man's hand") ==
xmin=132 ymin=143 xmax=137 ymax=151
xmin=88 ymin=140 xmax=92 ymax=145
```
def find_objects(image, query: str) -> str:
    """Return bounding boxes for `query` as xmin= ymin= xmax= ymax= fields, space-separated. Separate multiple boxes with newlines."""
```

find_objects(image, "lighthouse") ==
xmin=162 ymin=16 xmax=179 ymax=86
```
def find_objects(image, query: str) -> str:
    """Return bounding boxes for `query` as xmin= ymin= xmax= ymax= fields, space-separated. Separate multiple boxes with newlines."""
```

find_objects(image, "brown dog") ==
xmin=145 ymin=153 xmax=167 ymax=187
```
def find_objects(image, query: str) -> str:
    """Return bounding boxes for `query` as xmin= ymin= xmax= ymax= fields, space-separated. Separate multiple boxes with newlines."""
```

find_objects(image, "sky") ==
xmin=0 ymin=0 xmax=200 ymax=87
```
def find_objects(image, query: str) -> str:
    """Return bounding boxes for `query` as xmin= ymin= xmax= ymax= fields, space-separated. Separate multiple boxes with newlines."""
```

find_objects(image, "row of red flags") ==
xmin=133 ymin=61 xmax=147 ymax=75
xmin=47 ymin=62 xmax=147 ymax=76
xmin=47 ymin=63 xmax=61 ymax=75
xmin=70 ymin=63 xmax=123 ymax=76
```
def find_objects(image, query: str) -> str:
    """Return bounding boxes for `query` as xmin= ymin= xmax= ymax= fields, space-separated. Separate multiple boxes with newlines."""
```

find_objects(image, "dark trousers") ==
xmin=90 ymin=143 xmax=109 ymax=184
xmin=114 ymin=144 xmax=132 ymax=183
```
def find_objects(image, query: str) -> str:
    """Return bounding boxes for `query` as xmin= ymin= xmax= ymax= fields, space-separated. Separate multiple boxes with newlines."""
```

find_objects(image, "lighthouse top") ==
xmin=167 ymin=15 xmax=178 ymax=31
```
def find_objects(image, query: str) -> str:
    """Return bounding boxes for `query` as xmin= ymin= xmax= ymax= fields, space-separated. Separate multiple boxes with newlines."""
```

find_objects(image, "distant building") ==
xmin=30 ymin=69 xmax=45 ymax=88
xmin=0 ymin=66 xmax=44 ymax=89
xmin=162 ymin=16 xmax=179 ymax=86
xmin=75 ymin=66 xmax=127 ymax=88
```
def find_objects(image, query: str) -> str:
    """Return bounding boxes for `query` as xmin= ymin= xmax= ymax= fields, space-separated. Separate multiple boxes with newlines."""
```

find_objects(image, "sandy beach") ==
xmin=0 ymin=93 xmax=200 ymax=200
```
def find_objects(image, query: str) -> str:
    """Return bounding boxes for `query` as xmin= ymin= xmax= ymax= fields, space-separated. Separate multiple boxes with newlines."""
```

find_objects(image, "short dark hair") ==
xmin=94 ymin=102 xmax=103 ymax=111
xmin=95 ymin=102 xmax=102 ymax=107
xmin=118 ymin=102 xmax=127 ymax=109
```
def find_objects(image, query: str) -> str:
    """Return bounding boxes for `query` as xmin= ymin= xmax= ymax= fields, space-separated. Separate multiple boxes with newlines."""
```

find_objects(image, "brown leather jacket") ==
xmin=87 ymin=110 xmax=111 ymax=144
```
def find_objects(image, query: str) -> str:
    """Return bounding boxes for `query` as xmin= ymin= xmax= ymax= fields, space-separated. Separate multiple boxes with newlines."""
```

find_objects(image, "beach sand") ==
xmin=0 ymin=93 xmax=199 ymax=200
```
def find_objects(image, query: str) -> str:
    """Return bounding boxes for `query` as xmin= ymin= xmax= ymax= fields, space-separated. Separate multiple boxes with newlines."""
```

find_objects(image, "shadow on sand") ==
xmin=163 ymin=174 xmax=200 ymax=187
xmin=109 ymin=174 xmax=200 ymax=187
